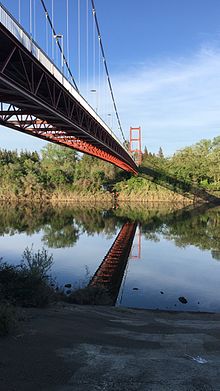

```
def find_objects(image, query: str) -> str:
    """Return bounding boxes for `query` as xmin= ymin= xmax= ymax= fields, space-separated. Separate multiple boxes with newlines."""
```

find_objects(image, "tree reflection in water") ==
xmin=0 ymin=202 xmax=219 ymax=259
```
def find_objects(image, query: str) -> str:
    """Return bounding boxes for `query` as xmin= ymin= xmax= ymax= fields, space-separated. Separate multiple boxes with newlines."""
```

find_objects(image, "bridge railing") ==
xmin=0 ymin=2 xmax=132 ymax=157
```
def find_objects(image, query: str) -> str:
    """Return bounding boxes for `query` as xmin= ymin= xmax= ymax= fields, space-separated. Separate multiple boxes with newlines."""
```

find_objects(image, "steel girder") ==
xmin=0 ymin=23 xmax=138 ymax=174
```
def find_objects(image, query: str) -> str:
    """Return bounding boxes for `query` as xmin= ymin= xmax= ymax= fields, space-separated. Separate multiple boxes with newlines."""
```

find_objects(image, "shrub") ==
xmin=67 ymin=285 xmax=113 ymax=305
xmin=21 ymin=246 xmax=53 ymax=278
xmin=0 ymin=303 xmax=16 ymax=336
xmin=0 ymin=247 xmax=55 ymax=308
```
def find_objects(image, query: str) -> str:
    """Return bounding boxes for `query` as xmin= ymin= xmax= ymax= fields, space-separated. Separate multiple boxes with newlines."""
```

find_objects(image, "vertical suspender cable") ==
xmin=86 ymin=0 xmax=89 ymax=97
xmin=66 ymin=0 xmax=69 ymax=78
xmin=18 ymin=0 xmax=21 ymax=23
xmin=98 ymin=35 xmax=101 ymax=113
xmin=92 ymin=7 xmax=95 ymax=90
xmin=45 ymin=9 xmax=48 ymax=54
xmin=55 ymin=37 xmax=58 ymax=67
xmin=78 ymin=0 xmax=81 ymax=90
xmin=30 ymin=0 xmax=32 ymax=37
xmin=104 ymin=60 xmax=107 ymax=120
xmin=102 ymin=57 xmax=105 ymax=118
xmin=33 ymin=0 xmax=36 ymax=40
xmin=52 ymin=0 xmax=54 ymax=61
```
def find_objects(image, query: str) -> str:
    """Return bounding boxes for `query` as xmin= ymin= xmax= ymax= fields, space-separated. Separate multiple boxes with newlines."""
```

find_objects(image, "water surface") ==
xmin=0 ymin=202 xmax=220 ymax=312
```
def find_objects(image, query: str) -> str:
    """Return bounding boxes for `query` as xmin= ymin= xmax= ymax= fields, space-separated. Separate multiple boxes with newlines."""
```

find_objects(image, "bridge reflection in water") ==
xmin=89 ymin=221 xmax=138 ymax=304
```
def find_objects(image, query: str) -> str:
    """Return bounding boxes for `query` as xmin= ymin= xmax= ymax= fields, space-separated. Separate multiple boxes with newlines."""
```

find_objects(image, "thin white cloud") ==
xmin=112 ymin=44 xmax=220 ymax=155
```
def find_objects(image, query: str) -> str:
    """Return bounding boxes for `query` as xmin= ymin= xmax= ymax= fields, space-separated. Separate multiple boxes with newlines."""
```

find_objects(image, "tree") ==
xmin=142 ymin=146 xmax=149 ymax=161
xmin=157 ymin=147 xmax=164 ymax=158
xmin=41 ymin=144 xmax=78 ymax=187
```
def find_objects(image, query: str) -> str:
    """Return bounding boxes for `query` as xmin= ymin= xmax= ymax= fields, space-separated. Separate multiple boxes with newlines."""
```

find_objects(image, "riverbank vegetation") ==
xmin=0 ymin=243 xmax=112 ymax=335
xmin=0 ymin=247 xmax=55 ymax=307
xmin=0 ymin=246 xmax=57 ymax=335
xmin=0 ymin=136 xmax=219 ymax=203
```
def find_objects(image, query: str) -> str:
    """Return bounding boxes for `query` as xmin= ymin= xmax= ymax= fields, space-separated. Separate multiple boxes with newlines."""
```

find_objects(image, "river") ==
xmin=0 ymin=202 xmax=220 ymax=312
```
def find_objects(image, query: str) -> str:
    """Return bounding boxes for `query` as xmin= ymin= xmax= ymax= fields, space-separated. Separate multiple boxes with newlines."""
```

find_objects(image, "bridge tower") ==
xmin=129 ymin=127 xmax=142 ymax=165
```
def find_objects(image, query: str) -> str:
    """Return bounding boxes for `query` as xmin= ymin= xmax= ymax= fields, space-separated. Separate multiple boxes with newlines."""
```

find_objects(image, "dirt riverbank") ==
xmin=1 ymin=303 xmax=220 ymax=390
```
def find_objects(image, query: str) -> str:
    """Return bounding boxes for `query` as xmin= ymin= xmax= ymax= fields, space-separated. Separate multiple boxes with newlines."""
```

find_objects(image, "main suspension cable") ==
xmin=90 ymin=0 xmax=126 ymax=142
xmin=40 ymin=0 xmax=78 ymax=91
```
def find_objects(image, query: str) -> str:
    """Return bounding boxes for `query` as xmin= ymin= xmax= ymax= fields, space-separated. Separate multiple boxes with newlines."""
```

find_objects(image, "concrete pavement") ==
xmin=1 ymin=304 xmax=220 ymax=390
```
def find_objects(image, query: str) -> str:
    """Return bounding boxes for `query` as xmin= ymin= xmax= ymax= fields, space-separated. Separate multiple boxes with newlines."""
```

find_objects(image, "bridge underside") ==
xmin=0 ymin=22 xmax=138 ymax=174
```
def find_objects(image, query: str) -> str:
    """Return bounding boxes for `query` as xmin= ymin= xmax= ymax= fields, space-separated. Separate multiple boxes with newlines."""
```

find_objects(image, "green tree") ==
xmin=41 ymin=144 xmax=78 ymax=188
xmin=157 ymin=146 xmax=164 ymax=158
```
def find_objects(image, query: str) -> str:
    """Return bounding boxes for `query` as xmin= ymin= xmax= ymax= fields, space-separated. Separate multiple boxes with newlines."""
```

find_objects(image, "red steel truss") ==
xmin=0 ymin=105 xmax=135 ymax=172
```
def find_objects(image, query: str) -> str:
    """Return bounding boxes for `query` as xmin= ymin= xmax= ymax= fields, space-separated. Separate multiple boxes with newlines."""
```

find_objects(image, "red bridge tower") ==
xmin=129 ymin=127 xmax=142 ymax=165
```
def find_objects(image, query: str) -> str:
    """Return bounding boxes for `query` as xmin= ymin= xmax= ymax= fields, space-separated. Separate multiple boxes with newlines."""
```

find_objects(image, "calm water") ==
xmin=0 ymin=202 xmax=220 ymax=312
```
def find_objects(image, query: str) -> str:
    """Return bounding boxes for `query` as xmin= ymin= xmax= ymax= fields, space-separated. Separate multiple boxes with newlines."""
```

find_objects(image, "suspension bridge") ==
xmin=0 ymin=1 xmax=138 ymax=173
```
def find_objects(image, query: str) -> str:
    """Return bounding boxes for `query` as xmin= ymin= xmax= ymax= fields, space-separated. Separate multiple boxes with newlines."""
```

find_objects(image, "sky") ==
xmin=1 ymin=0 xmax=220 ymax=155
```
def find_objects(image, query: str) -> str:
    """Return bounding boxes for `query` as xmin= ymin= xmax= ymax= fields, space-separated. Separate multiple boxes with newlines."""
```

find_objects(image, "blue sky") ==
xmin=1 ymin=0 xmax=220 ymax=155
